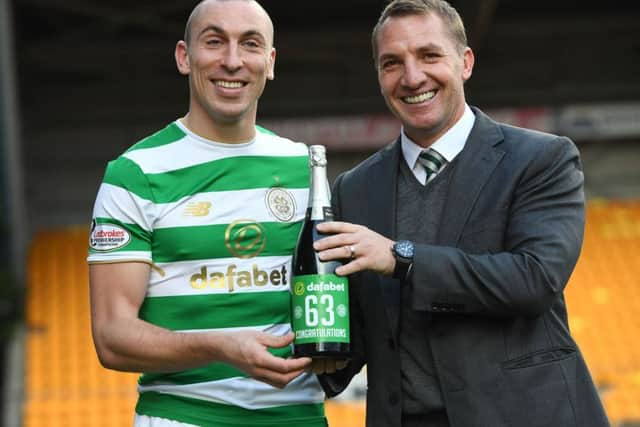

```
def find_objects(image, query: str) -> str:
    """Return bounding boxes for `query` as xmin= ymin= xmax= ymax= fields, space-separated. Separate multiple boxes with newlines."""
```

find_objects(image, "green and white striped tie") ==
xmin=418 ymin=148 xmax=446 ymax=184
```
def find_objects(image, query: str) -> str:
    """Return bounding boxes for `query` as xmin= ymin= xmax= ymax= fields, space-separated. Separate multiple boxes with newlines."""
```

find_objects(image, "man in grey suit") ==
xmin=312 ymin=0 xmax=610 ymax=426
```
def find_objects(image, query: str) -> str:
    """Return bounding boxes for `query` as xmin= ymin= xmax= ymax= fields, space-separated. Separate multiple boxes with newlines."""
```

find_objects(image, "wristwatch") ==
xmin=391 ymin=240 xmax=414 ymax=280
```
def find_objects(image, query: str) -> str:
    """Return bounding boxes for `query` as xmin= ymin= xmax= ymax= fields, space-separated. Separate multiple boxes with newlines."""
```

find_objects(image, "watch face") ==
xmin=395 ymin=240 xmax=414 ymax=259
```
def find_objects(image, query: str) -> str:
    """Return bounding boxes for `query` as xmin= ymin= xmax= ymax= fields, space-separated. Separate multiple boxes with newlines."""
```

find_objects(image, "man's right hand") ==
xmin=309 ymin=358 xmax=349 ymax=375
xmin=222 ymin=330 xmax=311 ymax=389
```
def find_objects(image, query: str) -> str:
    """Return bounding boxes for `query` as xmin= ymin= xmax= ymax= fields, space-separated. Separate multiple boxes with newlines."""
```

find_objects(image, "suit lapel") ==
xmin=438 ymin=108 xmax=505 ymax=246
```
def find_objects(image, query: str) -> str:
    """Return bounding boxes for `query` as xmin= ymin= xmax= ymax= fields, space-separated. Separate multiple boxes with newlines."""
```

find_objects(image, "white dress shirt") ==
xmin=401 ymin=104 xmax=476 ymax=185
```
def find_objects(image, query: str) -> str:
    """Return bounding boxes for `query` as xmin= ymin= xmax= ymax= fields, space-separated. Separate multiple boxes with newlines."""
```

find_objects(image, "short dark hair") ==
xmin=371 ymin=0 xmax=468 ymax=65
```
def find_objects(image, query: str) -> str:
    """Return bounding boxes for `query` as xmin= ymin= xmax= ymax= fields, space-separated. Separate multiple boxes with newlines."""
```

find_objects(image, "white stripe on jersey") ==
xmin=154 ymin=188 xmax=308 ymax=229
xmin=134 ymin=414 xmax=199 ymax=427
xmin=92 ymin=183 xmax=155 ymax=230
xmin=87 ymin=251 xmax=152 ymax=264
xmin=124 ymin=127 xmax=308 ymax=175
xmin=177 ymin=322 xmax=292 ymax=335
xmin=148 ymin=256 xmax=294 ymax=297
xmin=137 ymin=371 xmax=324 ymax=410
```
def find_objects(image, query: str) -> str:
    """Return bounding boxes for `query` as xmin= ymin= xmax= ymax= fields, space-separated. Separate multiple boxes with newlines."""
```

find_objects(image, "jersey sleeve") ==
xmin=87 ymin=156 xmax=155 ymax=264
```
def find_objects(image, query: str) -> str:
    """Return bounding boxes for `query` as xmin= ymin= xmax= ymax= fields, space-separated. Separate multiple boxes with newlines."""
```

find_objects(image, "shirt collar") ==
xmin=401 ymin=104 xmax=475 ymax=170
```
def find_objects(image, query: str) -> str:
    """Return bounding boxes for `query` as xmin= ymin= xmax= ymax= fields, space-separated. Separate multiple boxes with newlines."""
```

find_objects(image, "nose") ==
xmin=221 ymin=43 xmax=243 ymax=72
xmin=401 ymin=57 xmax=426 ymax=89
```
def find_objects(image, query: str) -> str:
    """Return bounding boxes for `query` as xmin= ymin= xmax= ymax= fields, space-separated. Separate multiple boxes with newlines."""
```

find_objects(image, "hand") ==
xmin=314 ymin=221 xmax=396 ymax=276
xmin=221 ymin=331 xmax=311 ymax=388
xmin=309 ymin=358 xmax=349 ymax=375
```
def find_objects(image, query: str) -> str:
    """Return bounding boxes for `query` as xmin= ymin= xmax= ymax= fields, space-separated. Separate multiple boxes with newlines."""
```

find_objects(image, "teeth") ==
xmin=215 ymin=80 xmax=244 ymax=88
xmin=403 ymin=91 xmax=435 ymax=104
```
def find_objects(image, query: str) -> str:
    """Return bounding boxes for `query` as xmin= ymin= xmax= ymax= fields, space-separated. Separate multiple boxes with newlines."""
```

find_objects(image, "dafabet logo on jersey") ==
xmin=183 ymin=201 xmax=212 ymax=217
xmin=190 ymin=263 xmax=288 ymax=293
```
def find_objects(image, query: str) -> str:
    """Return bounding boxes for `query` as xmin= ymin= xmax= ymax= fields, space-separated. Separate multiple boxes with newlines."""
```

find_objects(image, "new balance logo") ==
xmin=183 ymin=201 xmax=212 ymax=217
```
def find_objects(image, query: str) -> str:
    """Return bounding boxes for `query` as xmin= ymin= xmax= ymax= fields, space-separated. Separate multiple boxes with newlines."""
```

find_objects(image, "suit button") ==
xmin=389 ymin=392 xmax=399 ymax=406
xmin=387 ymin=337 xmax=395 ymax=349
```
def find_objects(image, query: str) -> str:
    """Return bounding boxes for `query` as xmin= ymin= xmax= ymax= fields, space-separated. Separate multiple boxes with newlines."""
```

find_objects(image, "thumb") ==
xmin=260 ymin=331 xmax=295 ymax=349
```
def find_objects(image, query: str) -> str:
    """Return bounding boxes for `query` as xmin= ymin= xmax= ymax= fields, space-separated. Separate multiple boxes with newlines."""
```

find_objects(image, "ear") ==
xmin=266 ymin=47 xmax=276 ymax=80
xmin=461 ymin=47 xmax=474 ymax=82
xmin=175 ymin=41 xmax=190 ymax=76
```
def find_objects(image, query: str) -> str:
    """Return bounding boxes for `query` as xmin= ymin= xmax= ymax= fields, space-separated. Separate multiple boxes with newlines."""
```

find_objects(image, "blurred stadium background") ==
xmin=1 ymin=0 xmax=640 ymax=426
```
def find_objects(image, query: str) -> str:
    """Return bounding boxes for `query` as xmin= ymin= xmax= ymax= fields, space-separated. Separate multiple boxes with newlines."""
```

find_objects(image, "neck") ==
xmin=182 ymin=109 xmax=256 ymax=144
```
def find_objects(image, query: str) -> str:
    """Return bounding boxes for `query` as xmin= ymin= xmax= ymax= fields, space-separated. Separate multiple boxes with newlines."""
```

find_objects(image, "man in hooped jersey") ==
xmin=87 ymin=1 xmax=326 ymax=426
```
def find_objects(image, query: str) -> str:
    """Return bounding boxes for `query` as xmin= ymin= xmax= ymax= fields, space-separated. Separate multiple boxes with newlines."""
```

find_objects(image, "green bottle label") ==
xmin=290 ymin=274 xmax=350 ymax=344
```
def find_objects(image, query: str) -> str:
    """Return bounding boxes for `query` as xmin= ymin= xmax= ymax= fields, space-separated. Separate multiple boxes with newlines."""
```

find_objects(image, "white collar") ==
xmin=401 ymin=104 xmax=475 ymax=175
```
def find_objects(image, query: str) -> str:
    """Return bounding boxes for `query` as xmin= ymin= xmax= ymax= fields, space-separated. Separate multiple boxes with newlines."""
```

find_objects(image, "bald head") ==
xmin=184 ymin=0 xmax=274 ymax=46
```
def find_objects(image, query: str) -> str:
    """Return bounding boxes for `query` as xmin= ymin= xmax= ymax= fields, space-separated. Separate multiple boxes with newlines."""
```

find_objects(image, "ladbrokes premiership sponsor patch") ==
xmin=90 ymin=221 xmax=131 ymax=251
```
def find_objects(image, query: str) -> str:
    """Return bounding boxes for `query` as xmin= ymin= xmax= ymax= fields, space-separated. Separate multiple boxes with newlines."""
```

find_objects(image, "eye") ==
xmin=205 ymin=38 xmax=223 ymax=47
xmin=242 ymin=39 xmax=263 ymax=50
xmin=423 ymin=52 xmax=442 ymax=62
xmin=381 ymin=59 xmax=399 ymax=70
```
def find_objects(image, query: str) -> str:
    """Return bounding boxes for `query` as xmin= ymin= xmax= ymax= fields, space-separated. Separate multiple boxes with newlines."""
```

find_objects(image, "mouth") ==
xmin=402 ymin=90 xmax=436 ymax=104
xmin=213 ymin=80 xmax=247 ymax=89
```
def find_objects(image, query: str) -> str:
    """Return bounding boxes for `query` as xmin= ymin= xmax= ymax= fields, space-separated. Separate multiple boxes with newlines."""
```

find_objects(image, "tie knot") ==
xmin=418 ymin=148 xmax=445 ymax=183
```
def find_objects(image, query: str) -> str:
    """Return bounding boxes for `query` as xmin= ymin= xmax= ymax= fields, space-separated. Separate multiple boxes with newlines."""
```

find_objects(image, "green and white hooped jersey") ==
xmin=87 ymin=120 xmax=325 ymax=427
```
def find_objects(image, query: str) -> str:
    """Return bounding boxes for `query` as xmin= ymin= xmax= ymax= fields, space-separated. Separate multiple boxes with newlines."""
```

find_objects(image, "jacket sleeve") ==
xmin=410 ymin=136 xmax=585 ymax=317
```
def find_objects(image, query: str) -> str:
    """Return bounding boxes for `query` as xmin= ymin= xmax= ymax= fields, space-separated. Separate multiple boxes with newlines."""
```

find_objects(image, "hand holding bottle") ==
xmin=220 ymin=330 xmax=311 ymax=389
xmin=314 ymin=221 xmax=396 ymax=277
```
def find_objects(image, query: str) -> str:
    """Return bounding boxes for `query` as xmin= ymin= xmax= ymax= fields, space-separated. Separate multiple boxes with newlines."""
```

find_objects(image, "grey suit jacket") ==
xmin=320 ymin=108 xmax=610 ymax=427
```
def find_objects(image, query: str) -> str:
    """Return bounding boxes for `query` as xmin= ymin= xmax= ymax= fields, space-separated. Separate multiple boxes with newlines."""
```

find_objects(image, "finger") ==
xmin=307 ymin=359 xmax=323 ymax=373
xmin=317 ymin=246 xmax=354 ymax=262
xmin=313 ymin=234 xmax=353 ymax=252
xmin=334 ymin=261 xmax=361 ymax=276
xmin=259 ymin=331 xmax=295 ymax=349
xmin=315 ymin=221 xmax=354 ymax=234
xmin=276 ymin=355 xmax=313 ymax=373
xmin=311 ymin=359 xmax=326 ymax=375
xmin=336 ymin=359 xmax=348 ymax=370
xmin=255 ymin=367 xmax=307 ymax=389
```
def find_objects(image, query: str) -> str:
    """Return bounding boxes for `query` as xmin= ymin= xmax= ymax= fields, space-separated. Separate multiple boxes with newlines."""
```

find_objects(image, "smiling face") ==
xmin=375 ymin=12 xmax=474 ymax=147
xmin=175 ymin=0 xmax=275 ymax=140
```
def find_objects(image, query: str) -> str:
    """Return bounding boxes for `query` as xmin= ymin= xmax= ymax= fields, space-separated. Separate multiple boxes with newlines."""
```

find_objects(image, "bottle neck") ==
xmin=309 ymin=165 xmax=331 ymax=220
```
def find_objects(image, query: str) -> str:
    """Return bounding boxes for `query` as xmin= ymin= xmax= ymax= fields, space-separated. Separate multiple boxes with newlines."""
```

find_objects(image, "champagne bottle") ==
xmin=291 ymin=145 xmax=350 ymax=358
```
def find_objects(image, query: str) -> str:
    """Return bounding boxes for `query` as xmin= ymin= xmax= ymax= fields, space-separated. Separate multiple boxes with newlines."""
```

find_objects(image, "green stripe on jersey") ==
xmin=152 ymin=221 xmax=302 ymax=262
xmin=139 ymin=345 xmax=292 ymax=386
xmin=144 ymin=155 xmax=308 ymax=204
xmin=126 ymin=122 xmax=186 ymax=152
xmin=102 ymin=156 xmax=154 ymax=201
xmin=136 ymin=392 xmax=325 ymax=427
xmin=139 ymin=291 xmax=290 ymax=330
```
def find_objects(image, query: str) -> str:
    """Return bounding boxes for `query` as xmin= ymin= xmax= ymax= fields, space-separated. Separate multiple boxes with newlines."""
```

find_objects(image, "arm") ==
xmin=315 ymin=137 xmax=584 ymax=318
xmin=89 ymin=262 xmax=310 ymax=388
xmin=409 ymin=137 xmax=585 ymax=316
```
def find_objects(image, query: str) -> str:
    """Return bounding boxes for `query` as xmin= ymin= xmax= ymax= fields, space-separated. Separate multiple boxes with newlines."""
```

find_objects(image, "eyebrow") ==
xmin=378 ymin=42 xmax=446 ymax=61
xmin=198 ymin=25 xmax=267 ymax=43
xmin=418 ymin=42 xmax=446 ymax=53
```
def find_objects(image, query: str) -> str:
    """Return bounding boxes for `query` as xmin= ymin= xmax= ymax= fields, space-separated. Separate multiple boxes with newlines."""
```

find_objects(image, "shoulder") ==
xmin=106 ymin=121 xmax=187 ymax=174
xmin=473 ymin=108 xmax=578 ymax=160
xmin=255 ymin=125 xmax=309 ymax=157
xmin=498 ymin=122 xmax=578 ymax=164
xmin=338 ymin=142 xmax=397 ymax=184
xmin=100 ymin=122 xmax=185 ymax=194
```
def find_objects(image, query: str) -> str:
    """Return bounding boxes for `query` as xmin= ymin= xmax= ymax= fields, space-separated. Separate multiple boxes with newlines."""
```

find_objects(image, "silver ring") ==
xmin=348 ymin=245 xmax=356 ymax=259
